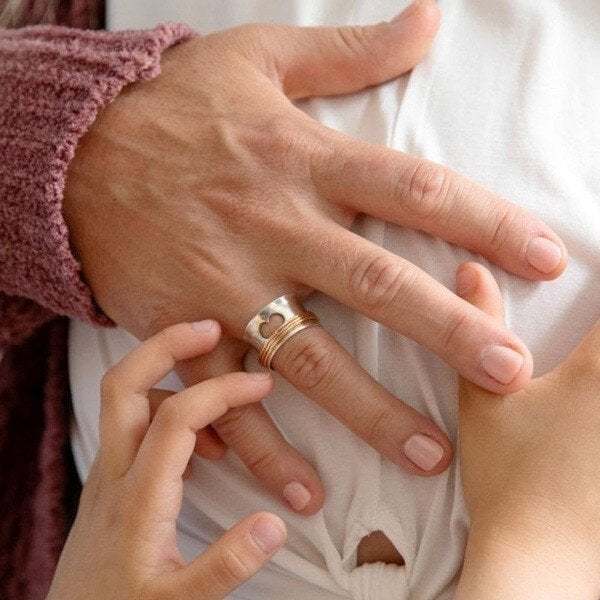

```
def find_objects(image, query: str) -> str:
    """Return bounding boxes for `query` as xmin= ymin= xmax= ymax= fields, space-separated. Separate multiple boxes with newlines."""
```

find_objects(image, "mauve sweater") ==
xmin=0 ymin=3 xmax=195 ymax=597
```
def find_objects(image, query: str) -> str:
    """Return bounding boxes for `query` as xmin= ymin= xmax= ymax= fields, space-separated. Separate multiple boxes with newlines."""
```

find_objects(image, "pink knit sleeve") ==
xmin=0 ymin=23 xmax=196 ymax=347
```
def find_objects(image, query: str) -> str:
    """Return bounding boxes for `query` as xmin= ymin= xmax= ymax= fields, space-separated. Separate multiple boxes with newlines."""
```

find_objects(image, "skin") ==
xmin=47 ymin=321 xmax=287 ymax=600
xmin=48 ymin=273 xmax=600 ymax=598
xmin=456 ymin=263 xmax=600 ymax=599
xmin=63 ymin=0 xmax=567 ymax=514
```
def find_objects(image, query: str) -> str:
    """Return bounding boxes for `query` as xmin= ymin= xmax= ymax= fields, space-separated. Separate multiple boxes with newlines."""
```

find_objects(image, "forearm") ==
xmin=457 ymin=519 xmax=600 ymax=600
xmin=0 ymin=23 xmax=195 ymax=343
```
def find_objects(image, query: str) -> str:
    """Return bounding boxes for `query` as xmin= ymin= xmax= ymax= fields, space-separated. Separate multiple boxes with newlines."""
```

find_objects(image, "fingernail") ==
xmin=283 ymin=481 xmax=311 ymax=511
xmin=481 ymin=345 xmax=524 ymax=384
xmin=456 ymin=266 xmax=478 ymax=297
xmin=191 ymin=319 xmax=215 ymax=332
xmin=250 ymin=516 xmax=286 ymax=553
xmin=526 ymin=237 xmax=562 ymax=274
xmin=403 ymin=434 xmax=444 ymax=471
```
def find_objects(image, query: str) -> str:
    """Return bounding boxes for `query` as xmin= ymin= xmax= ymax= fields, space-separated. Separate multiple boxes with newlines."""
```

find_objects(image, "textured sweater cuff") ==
xmin=0 ymin=23 xmax=196 ymax=343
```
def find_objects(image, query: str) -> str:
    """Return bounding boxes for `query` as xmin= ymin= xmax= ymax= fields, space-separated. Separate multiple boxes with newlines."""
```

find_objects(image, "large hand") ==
xmin=48 ymin=322 xmax=286 ymax=600
xmin=64 ymin=0 xmax=567 ymax=514
xmin=456 ymin=263 xmax=600 ymax=599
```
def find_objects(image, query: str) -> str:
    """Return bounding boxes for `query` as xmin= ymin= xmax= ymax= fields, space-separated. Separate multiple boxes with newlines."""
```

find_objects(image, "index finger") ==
xmin=98 ymin=320 xmax=222 ymax=479
xmin=295 ymin=225 xmax=533 ymax=395
xmin=316 ymin=135 xmax=567 ymax=281
xmin=129 ymin=371 xmax=274 ymax=504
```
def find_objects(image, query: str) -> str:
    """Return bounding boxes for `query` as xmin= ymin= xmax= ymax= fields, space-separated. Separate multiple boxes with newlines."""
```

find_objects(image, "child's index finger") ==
xmin=98 ymin=321 xmax=221 ymax=480
xmin=107 ymin=321 xmax=221 ymax=398
xmin=127 ymin=371 xmax=273 ymax=511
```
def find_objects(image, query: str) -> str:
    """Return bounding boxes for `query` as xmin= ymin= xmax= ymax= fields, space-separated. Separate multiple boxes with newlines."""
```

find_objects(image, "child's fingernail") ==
xmin=481 ymin=345 xmax=524 ymax=384
xmin=283 ymin=481 xmax=312 ymax=511
xmin=526 ymin=236 xmax=562 ymax=274
xmin=403 ymin=434 xmax=445 ymax=471
xmin=191 ymin=319 xmax=215 ymax=332
xmin=250 ymin=516 xmax=286 ymax=553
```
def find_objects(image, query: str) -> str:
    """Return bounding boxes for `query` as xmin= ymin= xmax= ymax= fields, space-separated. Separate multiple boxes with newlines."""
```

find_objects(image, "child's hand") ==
xmin=456 ymin=264 xmax=600 ymax=598
xmin=47 ymin=320 xmax=285 ymax=600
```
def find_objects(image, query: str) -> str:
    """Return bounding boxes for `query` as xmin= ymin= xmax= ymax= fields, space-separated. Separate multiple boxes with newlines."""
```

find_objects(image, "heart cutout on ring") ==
xmin=259 ymin=313 xmax=285 ymax=339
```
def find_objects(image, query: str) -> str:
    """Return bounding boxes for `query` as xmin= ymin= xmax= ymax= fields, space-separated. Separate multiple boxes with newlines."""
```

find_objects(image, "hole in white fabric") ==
xmin=356 ymin=531 xmax=405 ymax=567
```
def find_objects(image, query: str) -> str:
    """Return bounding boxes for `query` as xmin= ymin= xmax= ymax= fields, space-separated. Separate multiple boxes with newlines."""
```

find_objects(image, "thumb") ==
xmin=252 ymin=0 xmax=440 ymax=99
xmin=163 ymin=512 xmax=286 ymax=600
xmin=456 ymin=263 xmax=507 ymax=403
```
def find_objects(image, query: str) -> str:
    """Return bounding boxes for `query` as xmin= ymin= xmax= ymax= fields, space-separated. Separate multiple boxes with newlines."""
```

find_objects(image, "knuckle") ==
xmin=350 ymin=253 xmax=417 ymax=311
xmin=363 ymin=407 xmax=396 ymax=444
xmin=334 ymin=26 xmax=381 ymax=76
xmin=441 ymin=310 xmax=473 ymax=352
xmin=336 ymin=25 xmax=372 ymax=53
xmin=311 ymin=135 xmax=346 ymax=180
xmin=256 ymin=114 xmax=323 ymax=173
xmin=403 ymin=161 xmax=452 ymax=221
xmin=285 ymin=335 xmax=337 ymax=392
xmin=214 ymin=546 xmax=253 ymax=585
xmin=244 ymin=448 xmax=280 ymax=478
xmin=487 ymin=205 xmax=519 ymax=252
xmin=215 ymin=407 xmax=254 ymax=444
xmin=199 ymin=115 xmax=321 ymax=234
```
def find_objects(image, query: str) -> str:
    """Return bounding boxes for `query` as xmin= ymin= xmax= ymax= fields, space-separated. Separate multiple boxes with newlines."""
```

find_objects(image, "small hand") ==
xmin=47 ymin=321 xmax=286 ymax=600
xmin=64 ymin=0 xmax=567 ymax=514
xmin=456 ymin=263 xmax=600 ymax=598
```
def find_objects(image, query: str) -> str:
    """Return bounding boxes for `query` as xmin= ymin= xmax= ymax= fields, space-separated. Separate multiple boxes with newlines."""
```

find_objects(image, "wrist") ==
xmin=458 ymin=512 xmax=600 ymax=600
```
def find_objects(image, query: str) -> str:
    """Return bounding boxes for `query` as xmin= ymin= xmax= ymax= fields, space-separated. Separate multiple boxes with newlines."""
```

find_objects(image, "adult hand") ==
xmin=456 ymin=263 xmax=600 ymax=599
xmin=63 ymin=0 xmax=567 ymax=514
xmin=47 ymin=321 xmax=286 ymax=600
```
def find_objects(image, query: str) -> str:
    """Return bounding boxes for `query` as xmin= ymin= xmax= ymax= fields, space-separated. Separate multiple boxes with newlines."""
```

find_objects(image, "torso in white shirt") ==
xmin=69 ymin=2 xmax=600 ymax=598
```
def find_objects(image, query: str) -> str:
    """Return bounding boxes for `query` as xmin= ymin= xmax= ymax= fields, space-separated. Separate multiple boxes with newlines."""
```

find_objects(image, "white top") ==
xmin=70 ymin=1 xmax=600 ymax=598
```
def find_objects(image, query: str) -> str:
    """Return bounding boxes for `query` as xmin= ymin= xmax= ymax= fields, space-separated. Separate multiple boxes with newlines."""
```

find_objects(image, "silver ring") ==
xmin=245 ymin=295 xmax=320 ymax=370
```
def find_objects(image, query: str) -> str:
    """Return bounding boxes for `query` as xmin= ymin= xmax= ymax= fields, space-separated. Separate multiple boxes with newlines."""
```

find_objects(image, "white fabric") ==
xmin=70 ymin=1 xmax=600 ymax=598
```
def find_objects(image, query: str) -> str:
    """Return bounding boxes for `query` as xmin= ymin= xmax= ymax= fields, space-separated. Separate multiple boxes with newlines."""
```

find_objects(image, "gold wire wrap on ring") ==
xmin=257 ymin=313 xmax=320 ymax=369
xmin=245 ymin=295 xmax=321 ymax=370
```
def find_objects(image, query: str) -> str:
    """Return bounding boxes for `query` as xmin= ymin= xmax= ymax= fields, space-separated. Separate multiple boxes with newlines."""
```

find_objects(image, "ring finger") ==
xmin=271 ymin=322 xmax=453 ymax=475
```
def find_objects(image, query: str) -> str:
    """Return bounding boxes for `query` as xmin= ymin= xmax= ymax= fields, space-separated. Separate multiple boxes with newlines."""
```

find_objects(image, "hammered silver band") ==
xmin=245 ymin=295 xmax=320 ymax=370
